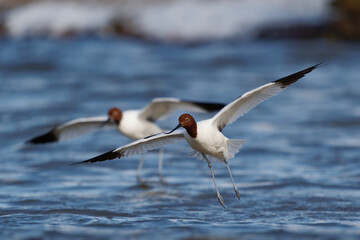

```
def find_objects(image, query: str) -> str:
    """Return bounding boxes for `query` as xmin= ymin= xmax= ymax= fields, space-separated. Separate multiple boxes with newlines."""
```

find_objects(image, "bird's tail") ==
xmin=227 ymin=139 xmax=247 ymax=159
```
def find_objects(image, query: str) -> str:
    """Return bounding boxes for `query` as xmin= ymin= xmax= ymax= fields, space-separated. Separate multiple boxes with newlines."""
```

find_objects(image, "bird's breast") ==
xmin=185 ymin=123 xmax=227 ymax=158
xmin=119 ymin=111 xmax=162 ymax=140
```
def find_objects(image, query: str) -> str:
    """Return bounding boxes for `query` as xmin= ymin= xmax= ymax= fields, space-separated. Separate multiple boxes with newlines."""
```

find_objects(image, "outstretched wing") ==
xmin=27 ymin=116 xmax=113 ymax=144
xmin=211 ymin=64 xmax=321 ymax=131
xmin=138 ymin=97 xmax=225 ymax=122
xmin=71 ymin=130 xmax=185 ymax=165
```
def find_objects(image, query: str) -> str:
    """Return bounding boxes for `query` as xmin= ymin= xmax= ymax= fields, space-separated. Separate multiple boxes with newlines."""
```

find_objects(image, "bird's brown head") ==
xmin=165 ymin=113 xmax=197 ymax=138
xmin=108 ymin=107 xmax=122 ymax=125
xmin=178 ymin=113 xmax=197 ymax=138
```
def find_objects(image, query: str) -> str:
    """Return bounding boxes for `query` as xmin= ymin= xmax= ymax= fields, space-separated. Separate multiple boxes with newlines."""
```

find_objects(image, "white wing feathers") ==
xmin=211 ymin=64 xmax=321 ymax=131
xmin=56 ymin=116 xmax=112 ymax=141
xmin=72 ymin=130 xmax=185 ymax=164
xmin=211 ymin=83 xmax=282 ymax=131
xmin=117 ymin=130 xmax=184 ymax=157
xmin=27 ymin=116 xmax=112 ymax=144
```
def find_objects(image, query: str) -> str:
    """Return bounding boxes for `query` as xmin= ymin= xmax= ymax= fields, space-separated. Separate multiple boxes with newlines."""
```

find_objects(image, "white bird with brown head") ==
xmin=73 ymin=64 xmax=322 ymax=208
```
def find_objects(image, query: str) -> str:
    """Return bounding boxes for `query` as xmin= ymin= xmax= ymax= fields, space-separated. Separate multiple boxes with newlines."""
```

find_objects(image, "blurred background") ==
xmin=0 ymin=0 xmax=359 ymax=239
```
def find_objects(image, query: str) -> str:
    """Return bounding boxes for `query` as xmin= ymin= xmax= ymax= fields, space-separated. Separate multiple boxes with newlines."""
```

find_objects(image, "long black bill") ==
xmin=165 ymin=123 xmax=182 ymax=134
xmin=100 ymin=118 xmax=111 ymax=128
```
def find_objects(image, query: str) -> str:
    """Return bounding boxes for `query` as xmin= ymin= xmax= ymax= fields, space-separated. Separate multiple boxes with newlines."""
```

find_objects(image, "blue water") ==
xmin=0 ymin=38 xmax=360 ymax=239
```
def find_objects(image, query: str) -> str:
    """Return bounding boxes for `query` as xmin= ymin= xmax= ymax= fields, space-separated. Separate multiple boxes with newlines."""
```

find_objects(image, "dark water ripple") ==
xmin=0 ymin=38 xmax=360 ymax=239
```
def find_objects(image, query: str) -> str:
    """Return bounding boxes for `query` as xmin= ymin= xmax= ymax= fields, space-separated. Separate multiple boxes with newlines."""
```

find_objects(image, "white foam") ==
xmin=5 ymin=1 xmax=116 ymax=37
xmin=4 ymin=0 xmax=331 ymax=41
xmin=132 ymin=0 xmax=331 ymax=42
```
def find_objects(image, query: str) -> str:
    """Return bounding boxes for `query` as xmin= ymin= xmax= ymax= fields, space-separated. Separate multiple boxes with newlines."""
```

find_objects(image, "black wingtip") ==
xmin=187 ymin=101 xmax=227 ymax=112
xmin=26 ymin=130 xmax=59 ymax=144
xmin=273 ymin=63 xmax=323 ymax=88
xmin=69 ymin=149 xmax=120 ymax=166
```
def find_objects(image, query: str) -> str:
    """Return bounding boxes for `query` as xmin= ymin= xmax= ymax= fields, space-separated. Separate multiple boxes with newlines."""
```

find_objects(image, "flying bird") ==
xmin=72 ymin=64 xmax=321 ymax=208
xmin=27 ymin=98 xmax=225 ymax=182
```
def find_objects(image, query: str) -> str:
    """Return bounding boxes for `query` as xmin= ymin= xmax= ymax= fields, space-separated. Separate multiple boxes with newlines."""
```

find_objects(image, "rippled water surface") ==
xmin=0 ymin=38 xmax=359 ymax=239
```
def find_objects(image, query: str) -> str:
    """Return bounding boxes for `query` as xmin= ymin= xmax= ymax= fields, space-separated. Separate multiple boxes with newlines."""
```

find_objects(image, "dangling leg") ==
xmin=136 ymin=154 xmax=145 ymax=183
xmin=136 ymin=154 xmax=152 ymax=188
xmin=158 ymin=148 xmax=166 ymax=184
xmin=202 ymin=153 xmax=225 ymax=208
xmin=224 ymin=159 xmax=240 ymax=199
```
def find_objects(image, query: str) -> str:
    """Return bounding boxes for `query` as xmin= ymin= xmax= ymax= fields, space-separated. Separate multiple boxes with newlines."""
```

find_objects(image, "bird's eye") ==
xmin=185 ymin=117 xmax=189 ymax=122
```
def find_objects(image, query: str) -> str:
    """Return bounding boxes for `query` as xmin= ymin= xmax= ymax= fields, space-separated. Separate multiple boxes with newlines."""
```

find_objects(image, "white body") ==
xmin=185 ymin=119 xmax=229 ymax=162
xmin=119 ymin=110 xmax=163 ymax=140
